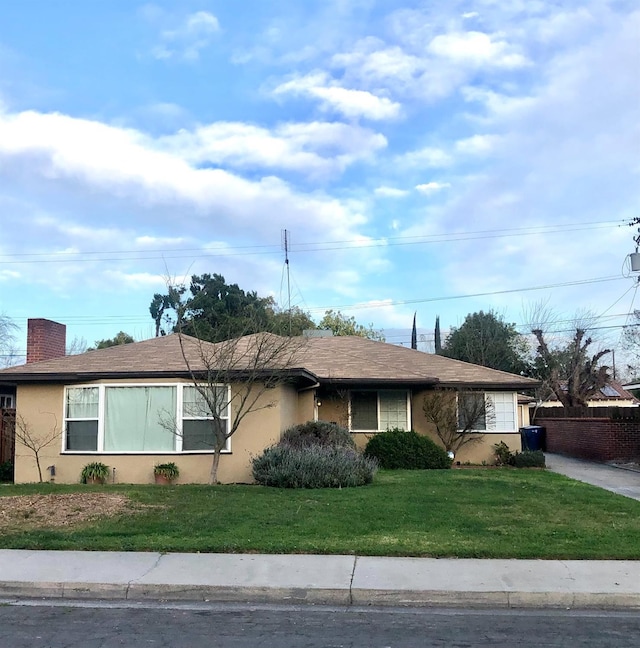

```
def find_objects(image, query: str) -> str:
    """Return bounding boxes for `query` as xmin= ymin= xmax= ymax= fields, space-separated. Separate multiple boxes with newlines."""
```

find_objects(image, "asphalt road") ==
xmin=1 ymin=600 xmax=639 ymax=647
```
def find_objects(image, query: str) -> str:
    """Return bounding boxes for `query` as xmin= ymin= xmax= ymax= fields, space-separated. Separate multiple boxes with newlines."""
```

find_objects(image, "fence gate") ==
xmin=0 ymin=408 xmax=15 ymax=464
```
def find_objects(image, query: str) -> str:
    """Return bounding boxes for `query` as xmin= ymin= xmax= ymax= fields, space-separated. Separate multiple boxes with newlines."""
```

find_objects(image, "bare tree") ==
xmin=66 ymin=336 xmax=88 ymax=355
xmin=0 ymin=314 xmax=19 ymax=368
xmin=422 ymin=389 xmax=495 ymax=456
xmin=14 ymin=413 xmax=61 ymax=483
xmin=172 ymin=317 xmax=307 ymax=484
xmin=526 ymin=303 xmax=611 ymax=407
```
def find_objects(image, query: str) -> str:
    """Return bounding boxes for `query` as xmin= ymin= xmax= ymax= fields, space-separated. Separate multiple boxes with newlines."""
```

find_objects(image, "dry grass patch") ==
xmin=0 ymin=493 xmax=141 ymax=531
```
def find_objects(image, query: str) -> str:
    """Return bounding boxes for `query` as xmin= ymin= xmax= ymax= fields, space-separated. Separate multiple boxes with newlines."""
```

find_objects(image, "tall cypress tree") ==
xmin=434 ymin=315 xmax=442 ymax=354
xmin=411 ymin=312 xmax=418 ymax=350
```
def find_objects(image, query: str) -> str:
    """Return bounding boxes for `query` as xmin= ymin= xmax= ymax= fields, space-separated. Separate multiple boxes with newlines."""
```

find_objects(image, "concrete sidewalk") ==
xmin=1 ymin=550 xmax=640 ymax=609
xmin=545 ymin=453 xmax=640 ymax=501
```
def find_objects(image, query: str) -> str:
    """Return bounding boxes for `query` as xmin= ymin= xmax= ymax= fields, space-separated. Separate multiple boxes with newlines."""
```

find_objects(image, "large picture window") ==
xmin=64 ymin=384 xmax=230 ymax=453
xmin=457 ymin=392 xmax=516 ymax=432
xmin=350 ymin=390 xmax=409 ymax=432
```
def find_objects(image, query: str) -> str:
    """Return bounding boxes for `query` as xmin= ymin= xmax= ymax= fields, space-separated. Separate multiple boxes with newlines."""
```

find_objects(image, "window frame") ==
xmin=348 ymin=389 xmax=411 ymax=433
xmin=0 ymin=394 xmax=15 ymax=409
xmin=456 ymin=391 xmax=517 ymax=434
xmin=62 ymin=383 xmax=232 ymax=454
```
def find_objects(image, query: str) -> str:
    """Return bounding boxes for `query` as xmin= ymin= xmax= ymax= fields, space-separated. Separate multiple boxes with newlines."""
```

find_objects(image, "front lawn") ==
xmin=1 ymin=469 xmax=639 ymax=559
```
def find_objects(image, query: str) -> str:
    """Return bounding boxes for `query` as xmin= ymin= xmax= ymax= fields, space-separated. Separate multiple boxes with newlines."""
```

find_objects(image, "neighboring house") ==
xmin=0 ymin=319 xmax=539 ymax=484
xmin=537 ymin=381 xmax=640 ymax=409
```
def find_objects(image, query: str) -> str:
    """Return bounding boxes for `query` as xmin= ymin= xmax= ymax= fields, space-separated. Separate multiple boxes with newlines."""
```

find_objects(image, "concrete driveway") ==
xmin=545 ymin=453 xmax=640 ymax=501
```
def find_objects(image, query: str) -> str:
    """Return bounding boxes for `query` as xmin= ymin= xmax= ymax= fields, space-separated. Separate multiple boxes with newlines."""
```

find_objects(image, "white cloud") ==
xmin=158 ymin=120 xmax=387 ymax=176
xmin=134 ymin=235 xmax=187 ymax=247
xmin=428 ymin=31 xmax=529 ymax=68
xmin=462 ymin=87 xmax=536 ymax=119
xmin=273 ymin=72 xmax=401 ymax=121
xmin=455 ymin=134 xmax=501 ymax=155
xmin=374 ymin=186 xmax=409 ymax=198
xmin=152 ymin=10 xmax=220 ymax=61
xmin=103 ymin=270 xmax=166 ymax=289
xmin=396 ymin=146 xmax=452 ymax=168
xmin=0 ymin=108 xmax=369 ymax=244
xmin=415 ymin=182 xmax=451 ymax=194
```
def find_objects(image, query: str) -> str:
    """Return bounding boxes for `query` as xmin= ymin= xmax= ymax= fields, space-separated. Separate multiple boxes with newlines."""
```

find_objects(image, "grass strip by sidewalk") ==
xmin=1 ymin=469 xmax=639 ymax=559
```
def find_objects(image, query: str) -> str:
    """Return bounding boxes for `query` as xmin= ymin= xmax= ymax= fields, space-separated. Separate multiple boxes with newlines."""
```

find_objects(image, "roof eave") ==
xmin=317 ymin=377 xmax=440 ymax=387
xmin=1 ymin=368 xmax=319 ymax=387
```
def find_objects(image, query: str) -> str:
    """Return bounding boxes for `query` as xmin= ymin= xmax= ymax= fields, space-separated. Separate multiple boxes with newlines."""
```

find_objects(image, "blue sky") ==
xmin=1 ymin=0 xmax=639 ymax=360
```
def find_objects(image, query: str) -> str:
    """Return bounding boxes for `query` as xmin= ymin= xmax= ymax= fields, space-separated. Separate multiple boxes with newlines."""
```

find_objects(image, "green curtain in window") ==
xmin=104 ymin=386 xmax=176 ymax=451
xmin=66 ymin=387 xmax=99 ymax=419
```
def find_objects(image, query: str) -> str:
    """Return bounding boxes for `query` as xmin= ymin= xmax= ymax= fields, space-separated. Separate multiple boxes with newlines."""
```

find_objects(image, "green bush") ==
xmin=80 ymin=461 xmax=110 ymax=484
xmin=364 ymin=428 xmax=452 ymax=470
xmin=493 ymin=442 xmax=546 ymax=468
xmin=513 ymin=450 xmax=546 ymax=468
xmin=493 ymin=441 xmax=515 ymax=466
xmin=252 ymin=444 xmax=377 ymax=488
xmin=281 ymin=420 xmax=355 ymax=450
xmin=0 ymin=460 xmax=14 ymax=482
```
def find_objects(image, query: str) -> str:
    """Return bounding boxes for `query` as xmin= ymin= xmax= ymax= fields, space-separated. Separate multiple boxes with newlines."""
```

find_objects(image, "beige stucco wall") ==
xmin=14 ymin=381 xmax=298 ymax=485
xmin=295 ymin=389 xmax=316 ymax=425
xmin=316 ymin=388 xmax=523 ymax=463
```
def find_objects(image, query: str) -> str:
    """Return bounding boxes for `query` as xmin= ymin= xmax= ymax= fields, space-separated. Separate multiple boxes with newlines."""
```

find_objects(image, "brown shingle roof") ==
xmin=299 ymin=335 xmax=538 ymax=388
xmin=0 ymin=333 xmax=539 ymax=390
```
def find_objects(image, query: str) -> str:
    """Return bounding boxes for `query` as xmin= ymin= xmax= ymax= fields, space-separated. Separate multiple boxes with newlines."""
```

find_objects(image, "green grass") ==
xmin=1 ymin=469 xmax=640 ymax=559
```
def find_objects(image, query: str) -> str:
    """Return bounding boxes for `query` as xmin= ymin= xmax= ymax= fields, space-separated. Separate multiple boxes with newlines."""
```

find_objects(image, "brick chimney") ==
xmin=26 ymin=319 xmax=66 ymax=364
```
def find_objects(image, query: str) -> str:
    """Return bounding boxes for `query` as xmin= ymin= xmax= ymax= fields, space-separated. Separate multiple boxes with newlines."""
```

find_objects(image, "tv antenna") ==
xmin=281 ymin=229 xmax=292 ymax=335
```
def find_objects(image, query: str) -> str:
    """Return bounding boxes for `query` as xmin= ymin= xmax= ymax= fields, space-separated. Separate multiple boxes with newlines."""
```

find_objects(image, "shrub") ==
xmin=154 ymin=462 xmax=180 ymax=481
xmin=493 ymin=441 xmax=515 ymax=466
xmin=0 ymin=460 xmax=14 ymax=482
xmin=494 ymin=442 xmax=546 ymax=468
xmin=364 ymin=428 xmax=452 ymax=470
xmin=281 ymin=420 xmax=355 ymax=450
xmin=80 ymin=461 xmax=110 ymax=484
xmin=252 ymin=444 xmax=377 ymax=488
xmin=513 ymin=450 xmax=546 ymax=468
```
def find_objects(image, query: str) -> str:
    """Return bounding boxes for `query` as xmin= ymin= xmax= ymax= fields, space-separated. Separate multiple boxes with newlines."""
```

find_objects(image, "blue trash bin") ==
xmin=520 ymin=425 xmax=545 ymax=452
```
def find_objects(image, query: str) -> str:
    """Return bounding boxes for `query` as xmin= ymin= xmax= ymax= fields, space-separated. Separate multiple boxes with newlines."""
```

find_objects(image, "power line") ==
xmin=0 ymin=219 xmax=626 ymax=265
xmin=306 ymin=274 xmax=625 ymax=313
xmin=9 ymin=274 xmax=627 ymax=328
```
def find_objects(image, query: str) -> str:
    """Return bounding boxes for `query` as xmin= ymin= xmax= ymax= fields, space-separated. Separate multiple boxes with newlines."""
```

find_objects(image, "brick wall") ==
xmin=26 ymin=318 xmax=66 ymax=364
xmin=534 ymin=413 xmax=640 ymax=462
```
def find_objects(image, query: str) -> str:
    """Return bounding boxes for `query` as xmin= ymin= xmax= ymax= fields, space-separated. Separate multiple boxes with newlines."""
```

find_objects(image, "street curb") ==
xmin=2 ymin=582 xmax=640 ymax=609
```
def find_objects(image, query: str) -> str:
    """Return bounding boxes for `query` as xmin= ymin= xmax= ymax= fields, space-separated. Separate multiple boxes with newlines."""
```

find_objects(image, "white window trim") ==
xmin=0 ymin=394 xmax=14 ymax=409
xmin=62 ymin=382 xmax=232 ymax=455
xmin=457 ymin=391 xmax=517 ymax=434
xmin=348 ymin=389 xmax=411 ymax=433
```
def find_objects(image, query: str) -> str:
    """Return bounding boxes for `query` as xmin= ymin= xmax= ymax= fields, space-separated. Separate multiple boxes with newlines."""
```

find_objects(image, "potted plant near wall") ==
xmin=153 ymin=462 xmax=179 ymax=485
xmin=80 ymin=462 xmax=110 ymax=485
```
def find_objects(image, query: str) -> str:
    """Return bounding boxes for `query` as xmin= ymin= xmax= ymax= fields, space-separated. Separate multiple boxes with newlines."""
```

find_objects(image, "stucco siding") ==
xmin=14 ymin=381 xmax=291 ymax=484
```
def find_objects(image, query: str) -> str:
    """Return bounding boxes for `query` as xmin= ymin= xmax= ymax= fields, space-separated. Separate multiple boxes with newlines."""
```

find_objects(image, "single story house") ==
xmin=0 ymin=319 xmax=539 ymax=484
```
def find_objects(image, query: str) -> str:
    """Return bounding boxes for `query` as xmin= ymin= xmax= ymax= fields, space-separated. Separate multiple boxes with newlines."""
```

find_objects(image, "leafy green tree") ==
xmin=91 ymin=331 xmax=135 ymax=350
xmin=319 ymin=310 xmax=385 ymax=341
xmin=150 ymin=285 xmax=185 ymax=337
xmin=268 ymin=305 xmax=317 ymax=337
xmin=151 ymin=274 xmax=316 ymax=342
xmin=442 ymin=310 xmax=529 ymax=374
